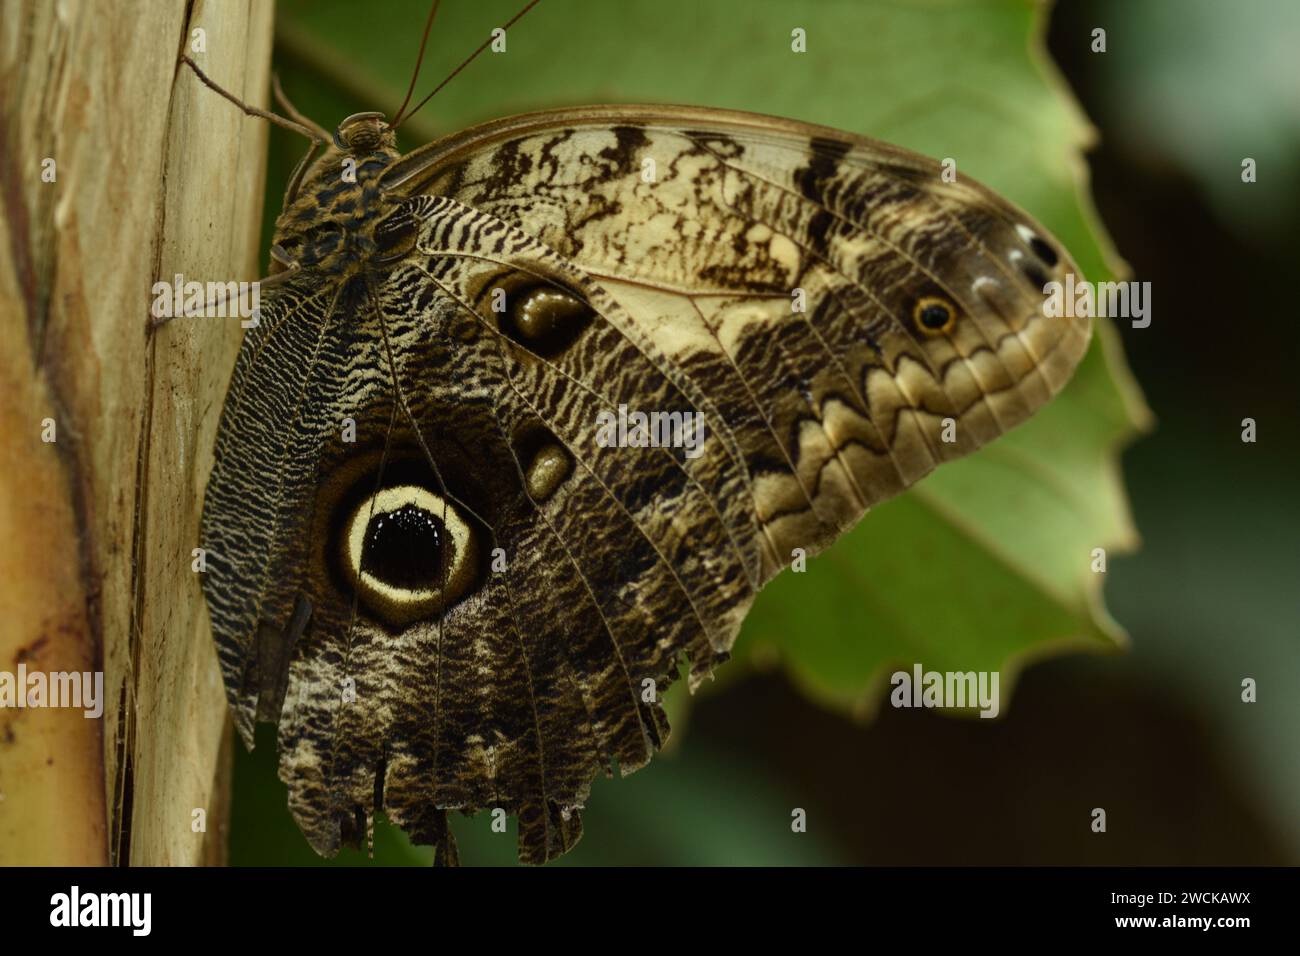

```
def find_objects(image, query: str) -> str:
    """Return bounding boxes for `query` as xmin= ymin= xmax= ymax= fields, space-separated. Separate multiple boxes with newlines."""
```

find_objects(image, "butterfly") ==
xmin=195 ymin=2 xmax=1091 ymax=865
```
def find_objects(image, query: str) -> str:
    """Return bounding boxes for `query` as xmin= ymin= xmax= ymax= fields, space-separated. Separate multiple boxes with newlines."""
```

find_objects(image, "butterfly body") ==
xmin=273 ymin=116 xmax=404 ymax=280
xmin=201 ymin=104 xmax=1090 ymax=864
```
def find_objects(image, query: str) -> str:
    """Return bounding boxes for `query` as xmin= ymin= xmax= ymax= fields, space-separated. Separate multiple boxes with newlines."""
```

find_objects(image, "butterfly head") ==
xmin=334 ymin=112 xmax=397 ymax=153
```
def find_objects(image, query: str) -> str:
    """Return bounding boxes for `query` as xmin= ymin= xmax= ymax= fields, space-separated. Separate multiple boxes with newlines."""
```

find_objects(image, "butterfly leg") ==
xmin=282 ymin=139 xmax=321 ymax=209
xmin=149 ymin=256 xmax=302 ymax=332
xmin=180 ymin=54 xmax=324 ymax=146
xmin=269 ymin=74 xmax=334 ymax=208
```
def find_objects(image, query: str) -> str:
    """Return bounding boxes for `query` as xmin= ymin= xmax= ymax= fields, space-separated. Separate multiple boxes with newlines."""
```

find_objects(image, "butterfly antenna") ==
xmin=391 ymin=0 xmax=543 ymax=132
xmin=391 ymin=0 xmax=442 ymax=128
xmin=181 ymin=55 xmax=326 ymax=144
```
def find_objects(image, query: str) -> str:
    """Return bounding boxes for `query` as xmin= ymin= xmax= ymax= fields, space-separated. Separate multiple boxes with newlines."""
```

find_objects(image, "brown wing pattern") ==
xmin=201 ymin=107 xmax=1090 ymax=864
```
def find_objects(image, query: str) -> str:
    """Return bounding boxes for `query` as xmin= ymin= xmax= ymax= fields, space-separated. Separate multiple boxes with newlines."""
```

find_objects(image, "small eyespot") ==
xmin=1028 ymin=236 xmax=1059 ymax=267
xmin=1015 ymin=223 xmax=1060 ymax=267
xmin=526 ymin=443 xmax=572 ymax=501
xmin=1020 ymin=262 xmax=1051 ymax=292
xmin=501 ymin=283 xmax=595 ymax=358
xmin=914 ymin=296 xmax=956 ymax=335
xmin=373 ymin=211 xmax=417 ymax=264
xmin=513 ymin=424 xmax=573 ymax=502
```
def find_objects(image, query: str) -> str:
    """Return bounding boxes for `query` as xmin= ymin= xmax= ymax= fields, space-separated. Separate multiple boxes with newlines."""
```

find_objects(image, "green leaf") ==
xmin=268 ymin=0 xmax=1150 ymax=721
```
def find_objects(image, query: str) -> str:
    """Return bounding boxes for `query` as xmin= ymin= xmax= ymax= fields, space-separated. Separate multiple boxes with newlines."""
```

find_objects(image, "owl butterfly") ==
xmin=196 ymin=1 xmax=1091 ymax=865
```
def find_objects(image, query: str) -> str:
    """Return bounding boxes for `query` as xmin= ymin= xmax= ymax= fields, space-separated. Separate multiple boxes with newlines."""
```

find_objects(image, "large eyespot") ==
xmin=913 ymin=296 xmax=956 ymax=336
xmin=339 ymin=484 xmax=479 ymax=627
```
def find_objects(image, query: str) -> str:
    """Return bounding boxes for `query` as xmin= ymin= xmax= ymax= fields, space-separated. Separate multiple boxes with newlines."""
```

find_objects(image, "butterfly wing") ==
xmin=384 ymin=106 xmax=1091 ymax=555
xmin=202 ymin=107 xmax=1090 ymax=864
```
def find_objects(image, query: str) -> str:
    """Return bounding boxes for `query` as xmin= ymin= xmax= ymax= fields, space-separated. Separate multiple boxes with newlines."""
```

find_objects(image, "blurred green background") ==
xmin=227 ymin=0 xmax=1299 ymax=865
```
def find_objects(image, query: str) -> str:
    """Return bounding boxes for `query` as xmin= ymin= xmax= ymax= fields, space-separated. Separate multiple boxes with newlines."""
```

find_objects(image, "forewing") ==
xmin=385 ymin=107 xmax=1092 ymax=571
